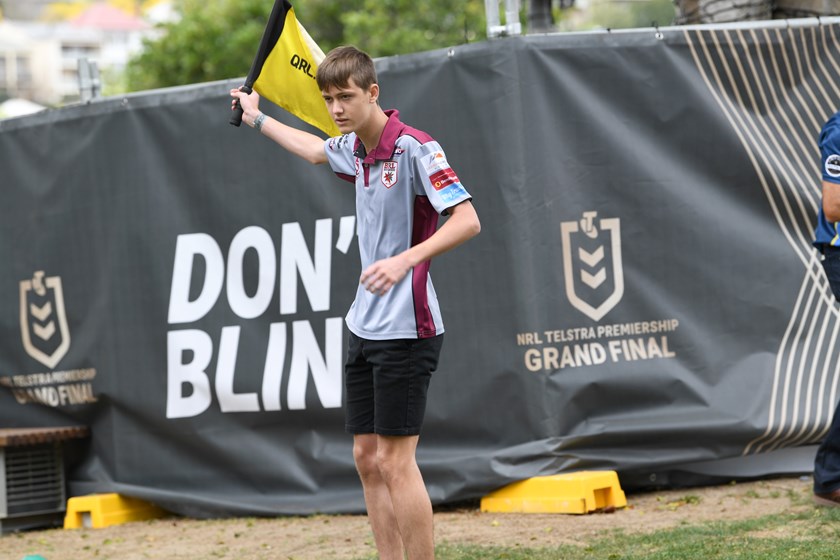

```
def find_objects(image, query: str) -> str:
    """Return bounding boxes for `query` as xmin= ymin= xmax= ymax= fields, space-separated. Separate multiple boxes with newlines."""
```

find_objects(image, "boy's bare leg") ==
xmin=377 ymin=434 xmax=435 ymax=560
xmin=353 ymin=434 xmax=404 ymax=560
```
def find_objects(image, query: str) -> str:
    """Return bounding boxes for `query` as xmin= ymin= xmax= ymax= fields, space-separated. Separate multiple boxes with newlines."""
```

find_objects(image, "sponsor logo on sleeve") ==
xmin=439 ymin=183 xmax=469 ymax=203
xmin=429 ymin=167 xmax=460 ymax=191
xmin=422 ymin=151 xmax=449 ymax=174
xmin=422 ymin=151 xmax=467 ymax=202
xmin=330 ymin=134 xmax=352 ymax=151
xmin=826 ymin=154 xmax=840 ymax=177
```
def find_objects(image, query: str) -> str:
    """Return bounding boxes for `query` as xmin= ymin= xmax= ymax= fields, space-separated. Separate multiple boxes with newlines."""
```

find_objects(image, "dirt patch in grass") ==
xmin=744 ymin=517 xmax=818 ymax=541
xmin=1 ymin=476 xmax=816 ymax=560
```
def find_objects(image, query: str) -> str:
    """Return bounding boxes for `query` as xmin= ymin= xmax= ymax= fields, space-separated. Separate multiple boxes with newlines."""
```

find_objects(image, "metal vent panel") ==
xmin=4 ymin=444 xmax=65 ymax=516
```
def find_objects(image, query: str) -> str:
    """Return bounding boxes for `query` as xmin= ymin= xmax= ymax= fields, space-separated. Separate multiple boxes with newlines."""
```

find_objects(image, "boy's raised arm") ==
xmin=230 ymin=88 xmax=328 ymax=165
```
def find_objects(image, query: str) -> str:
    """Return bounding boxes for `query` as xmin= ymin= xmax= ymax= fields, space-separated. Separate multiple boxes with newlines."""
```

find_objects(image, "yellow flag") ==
xmin=245 ymin=1 xmax=339 ymax=137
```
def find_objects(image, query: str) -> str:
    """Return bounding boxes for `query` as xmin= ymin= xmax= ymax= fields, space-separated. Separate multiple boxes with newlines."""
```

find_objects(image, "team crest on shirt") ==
xmin=827 ymin=154 xmax=840 ymax=177
xmin=382 ymin=161 xmax=398 ymax=188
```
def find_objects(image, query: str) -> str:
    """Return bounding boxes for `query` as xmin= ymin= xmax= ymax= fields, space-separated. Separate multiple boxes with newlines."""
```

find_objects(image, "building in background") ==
xmin=0 ymin=21 xmax=37 ymax=102
xmin=0 ymin=1 xmax=171 ymax=107
xmin=0 ymin=0 xmax=58 ymax=21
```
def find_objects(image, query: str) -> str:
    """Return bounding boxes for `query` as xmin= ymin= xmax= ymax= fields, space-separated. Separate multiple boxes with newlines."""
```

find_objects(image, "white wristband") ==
xmin=253 ymin=112 xmax=266 ymax=131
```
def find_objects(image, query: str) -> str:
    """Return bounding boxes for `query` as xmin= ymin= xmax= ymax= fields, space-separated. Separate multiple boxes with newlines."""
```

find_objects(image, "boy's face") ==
xmin=321 ymin=78 xmax=378 ymax=134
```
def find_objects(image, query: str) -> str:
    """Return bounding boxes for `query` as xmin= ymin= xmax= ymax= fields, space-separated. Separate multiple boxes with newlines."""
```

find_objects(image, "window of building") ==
xmin=16 ymin=56 xmax=31 ymax=88
xmin=61 ymin=45 xmax=99 ymax=59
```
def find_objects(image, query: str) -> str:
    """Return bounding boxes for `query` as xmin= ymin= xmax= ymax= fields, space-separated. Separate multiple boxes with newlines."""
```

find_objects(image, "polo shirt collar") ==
xmin=353 ymin=109 xmax=404 ymax=163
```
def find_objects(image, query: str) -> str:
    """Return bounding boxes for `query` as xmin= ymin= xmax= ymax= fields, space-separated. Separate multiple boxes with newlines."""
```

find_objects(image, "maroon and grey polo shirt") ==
xmin=325 ymin=109 xmax=472 ymax=340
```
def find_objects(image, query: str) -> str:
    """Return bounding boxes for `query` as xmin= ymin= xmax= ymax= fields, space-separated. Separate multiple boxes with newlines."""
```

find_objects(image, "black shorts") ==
xmin=344 ymin=332 xmax=444 ymax=436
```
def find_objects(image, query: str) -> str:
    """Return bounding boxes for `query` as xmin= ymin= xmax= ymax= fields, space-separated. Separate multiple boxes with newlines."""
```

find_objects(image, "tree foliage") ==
xmin=291 ymin=0 xmax=364 ymax=53
xmin=582 ymin=0 xmax=676 ymax=30
xmin=340 ymin=0 xmax=486 ymax=57
xmin=125 ymin=0 xmax=487 ymax=91
xmin=126 ymin=0 xmax=275 ymax=90
xmin=555 ymin=0 xmax=676 ymax=31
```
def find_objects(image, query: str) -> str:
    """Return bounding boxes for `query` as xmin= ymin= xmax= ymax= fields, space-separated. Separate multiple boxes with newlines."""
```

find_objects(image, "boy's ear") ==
xmin=369 ymin=83 xmax=379 ymax=103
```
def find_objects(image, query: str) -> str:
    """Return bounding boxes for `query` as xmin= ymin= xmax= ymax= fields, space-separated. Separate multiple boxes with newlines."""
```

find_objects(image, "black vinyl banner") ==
xmin=2 ymin=19 xmax=840 ymax=515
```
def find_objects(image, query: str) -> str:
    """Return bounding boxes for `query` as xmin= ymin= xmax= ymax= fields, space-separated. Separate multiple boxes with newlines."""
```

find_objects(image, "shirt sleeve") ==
xmin=411 ymin=141 xmax=472 ymax=215
xmin=820 ymin=119 xmax=840 ymax=185
xmin=324 ymin=134 xmax=357 ymax=184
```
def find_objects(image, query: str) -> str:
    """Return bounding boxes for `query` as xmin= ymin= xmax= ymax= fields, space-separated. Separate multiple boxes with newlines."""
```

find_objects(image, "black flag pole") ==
xmin=229 ymin=0 xmax=290 ymax=127
xmin=229 ymin=85 xmax=252 ymax=127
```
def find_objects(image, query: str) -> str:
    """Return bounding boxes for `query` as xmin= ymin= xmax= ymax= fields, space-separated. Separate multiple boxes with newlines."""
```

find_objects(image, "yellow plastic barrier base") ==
xmin=480 ymin=470 xmax=627 ymax=514
xmin=64 ymin=493 xmax=167 ymax=529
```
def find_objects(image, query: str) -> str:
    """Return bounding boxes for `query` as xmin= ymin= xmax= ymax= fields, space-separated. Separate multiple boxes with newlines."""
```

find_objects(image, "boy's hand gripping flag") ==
xmin=230 ymin=0 xmax=339 ymax=137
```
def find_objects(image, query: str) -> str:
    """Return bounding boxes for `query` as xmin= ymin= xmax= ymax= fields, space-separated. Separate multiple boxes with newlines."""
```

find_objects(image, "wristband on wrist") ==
xmin=253 ymin=112 xmax=267 ymax=131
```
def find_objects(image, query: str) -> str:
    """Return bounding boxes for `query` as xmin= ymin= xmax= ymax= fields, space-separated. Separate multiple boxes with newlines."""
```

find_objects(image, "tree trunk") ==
xmin=674 ymin=0 xmax=773 ymax=23
xmin=528 ymin=0 xmax=556 ymax=33
xmin=774 ymin=0 xmax=840 ymax=17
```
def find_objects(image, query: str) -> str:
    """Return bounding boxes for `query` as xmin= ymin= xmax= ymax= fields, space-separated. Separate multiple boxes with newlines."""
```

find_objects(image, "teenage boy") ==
xmin=231 ymin=46 xmax=480 ymax=560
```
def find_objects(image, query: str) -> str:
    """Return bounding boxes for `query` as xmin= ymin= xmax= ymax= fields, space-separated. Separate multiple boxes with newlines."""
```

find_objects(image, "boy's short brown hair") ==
xmin=316 ymin=46 xmax=377 ymax=92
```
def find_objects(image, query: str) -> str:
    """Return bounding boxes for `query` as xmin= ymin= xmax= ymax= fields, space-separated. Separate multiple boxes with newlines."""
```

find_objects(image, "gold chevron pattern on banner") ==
xmin=685 ymin=21 xmax=840 ymax=455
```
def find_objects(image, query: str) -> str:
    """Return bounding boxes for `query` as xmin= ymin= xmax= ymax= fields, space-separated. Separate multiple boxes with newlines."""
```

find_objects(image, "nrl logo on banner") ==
xmin=19 ymin=271 xmax=71 ymax=369
xmin=561 ymin=211 xmax=624 ymax=321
